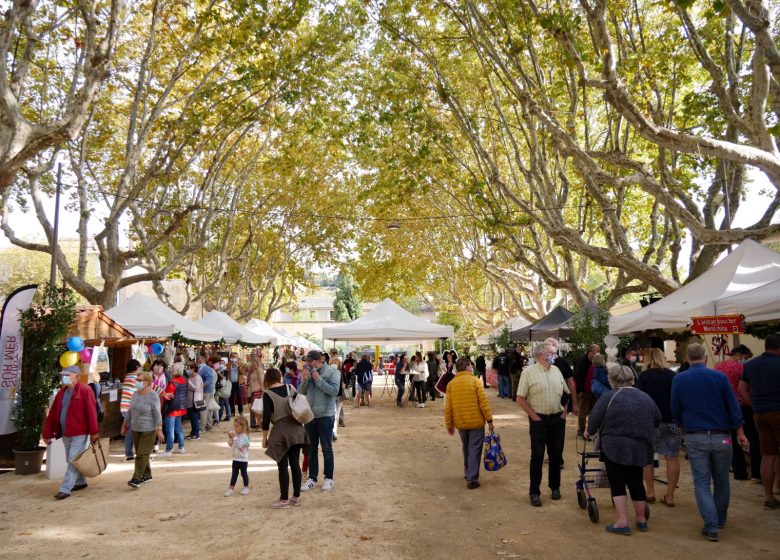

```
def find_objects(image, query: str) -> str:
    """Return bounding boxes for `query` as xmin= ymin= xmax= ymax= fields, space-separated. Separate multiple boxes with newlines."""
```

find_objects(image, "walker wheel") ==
xmin=587 ymin=499 xmax=599 ymax=523
xmin=577 ymin=488 xmax=587 ymax=509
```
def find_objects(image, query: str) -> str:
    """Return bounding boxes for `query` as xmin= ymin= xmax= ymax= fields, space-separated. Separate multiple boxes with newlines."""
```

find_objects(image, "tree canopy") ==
xmin=1 ymin=0 xmax=778 ymax=334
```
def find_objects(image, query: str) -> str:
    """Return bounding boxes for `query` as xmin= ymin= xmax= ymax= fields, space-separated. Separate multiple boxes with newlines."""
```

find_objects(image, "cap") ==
xmin=61 ymin=365 xmax=81 ymax=375
xmin=305 ymin=350 xmax=323 ymax=361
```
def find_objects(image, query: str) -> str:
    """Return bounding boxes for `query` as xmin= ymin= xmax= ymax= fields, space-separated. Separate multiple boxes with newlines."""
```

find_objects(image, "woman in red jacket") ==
xmin=43 ymin=365 xmax=100 ymax=500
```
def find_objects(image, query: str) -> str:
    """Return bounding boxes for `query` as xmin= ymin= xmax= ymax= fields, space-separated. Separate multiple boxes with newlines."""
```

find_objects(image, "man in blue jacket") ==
xmin=299 ymin=350 xmax=340 ymax=492
xmin=671 ymin=343 xmax=748 ymax=542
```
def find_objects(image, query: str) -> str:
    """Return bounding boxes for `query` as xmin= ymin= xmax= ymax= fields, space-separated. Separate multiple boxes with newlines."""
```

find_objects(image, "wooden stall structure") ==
xmin=66 ymin=306 xmax=144 ymax=439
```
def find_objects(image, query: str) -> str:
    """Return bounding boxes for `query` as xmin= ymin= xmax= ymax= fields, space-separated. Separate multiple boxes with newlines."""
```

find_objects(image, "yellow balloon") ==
xmin=59 ymin=351 xmax=79 ymax=368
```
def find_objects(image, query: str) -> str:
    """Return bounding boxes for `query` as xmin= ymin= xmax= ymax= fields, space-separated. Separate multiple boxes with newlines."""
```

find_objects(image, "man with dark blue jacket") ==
xmin=672 ymin=343 xmax=747 ymax=542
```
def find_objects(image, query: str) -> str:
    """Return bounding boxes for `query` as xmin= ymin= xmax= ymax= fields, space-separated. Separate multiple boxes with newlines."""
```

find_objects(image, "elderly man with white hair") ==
xmin=516 ymin=342 xmax=571 ymax=507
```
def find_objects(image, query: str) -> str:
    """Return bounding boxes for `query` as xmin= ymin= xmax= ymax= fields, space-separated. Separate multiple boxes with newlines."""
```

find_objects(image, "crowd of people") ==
xmin=43 ymin=333 xmax=780 ymax=541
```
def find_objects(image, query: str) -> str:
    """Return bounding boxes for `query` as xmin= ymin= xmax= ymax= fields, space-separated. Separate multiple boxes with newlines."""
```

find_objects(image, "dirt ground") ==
xmin=1 ymin=377 xmax=779 ymax=560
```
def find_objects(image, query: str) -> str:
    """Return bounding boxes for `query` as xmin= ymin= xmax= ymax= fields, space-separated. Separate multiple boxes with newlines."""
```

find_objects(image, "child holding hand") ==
xmin=224 ymin=416 xmax=250 ymax=496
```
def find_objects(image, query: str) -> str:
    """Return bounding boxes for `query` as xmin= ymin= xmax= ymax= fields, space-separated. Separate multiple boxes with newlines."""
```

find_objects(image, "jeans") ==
xmin=396 ymin=379 xmax=405 ymax=404
xmin=132 ymin=430 xmax=156 ymax=480
xmin=229 ymin=383 xmax=244 ymax=415
xmin=685 ymin=432 xmax=733 ymax=532
xmin=219 ymin=397 xmax=231 ymax=422
xmin=460 ymin=428 xmax=485 ymax=482
xmin=304 ymin=415 xmax=335 ymax=481
xmin=163 ymin=415 xmax=185 ymax=452
xmin=122 ymin=412 xmax=134 ymax=458
xmin=414 ymin=380 xmax=426 ymax=403
xmin=528 ymin=414 xmax=565 ymax=495
xmin=187 ymin=406 xmax=200 ymax=437
xmin=498 ymin=375 xmax=511 ymax=398
xmin=60 ymin=435 xmax=89 ymax=494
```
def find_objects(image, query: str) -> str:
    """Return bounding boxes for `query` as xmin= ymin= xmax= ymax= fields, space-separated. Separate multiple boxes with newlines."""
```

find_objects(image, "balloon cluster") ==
xmin=60 ymin=336 xmax=87 ymax=368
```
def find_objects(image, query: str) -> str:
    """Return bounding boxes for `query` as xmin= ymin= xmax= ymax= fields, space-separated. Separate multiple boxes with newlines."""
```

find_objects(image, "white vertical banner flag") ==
xmin=0 ymin=285 xmax=38 ymax=435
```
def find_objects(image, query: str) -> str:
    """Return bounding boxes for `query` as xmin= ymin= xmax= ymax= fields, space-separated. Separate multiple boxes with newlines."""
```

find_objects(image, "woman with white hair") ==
xmin=585 ymin=364 xmax=661 ymax=535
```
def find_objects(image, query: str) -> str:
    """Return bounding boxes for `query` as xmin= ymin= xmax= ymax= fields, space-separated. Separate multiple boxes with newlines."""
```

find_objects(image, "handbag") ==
xmin=206 ymin=398 xmax=220 ymax=412
xmin=592 ymin=388 xmax=624 ymax=452
xmin=194 ymin=399 xmax=207 ymax=412
xmin=70 ymin=439 xmax=107 ymax=478
xmin=251 ymin=395 xmax=264 ymax=414
xmin=287 ymin=384 xmax=314 ymax=424
xmin=483 ymin=431 xmax=507 ymax=471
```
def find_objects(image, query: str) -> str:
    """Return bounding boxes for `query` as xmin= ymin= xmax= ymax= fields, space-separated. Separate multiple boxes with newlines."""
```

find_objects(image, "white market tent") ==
xmin=105 ymin=293 xmax=223 ymax=342
xmin=244 ymin=319 xmax=283 ymax=346
xmin=197 ymin=311 xmax=270 ymax=345
xmin=272 ymin=326 xmax=298 ymax=346
xmin=322 ymin=298 xmax=455 ymax=342
xmin=609 ymin=239 xmax=780 ymax=335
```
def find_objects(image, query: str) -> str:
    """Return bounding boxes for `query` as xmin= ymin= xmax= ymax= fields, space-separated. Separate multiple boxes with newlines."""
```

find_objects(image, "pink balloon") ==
xmin=80 ymin=348 xmax=93 ymax=363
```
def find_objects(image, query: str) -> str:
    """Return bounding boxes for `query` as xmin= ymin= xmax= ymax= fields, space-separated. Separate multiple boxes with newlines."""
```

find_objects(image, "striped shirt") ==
xmin=517 ymin=362 xmax=570 ymax=414
xmin=120 ymin=373 xmax=138 ymax=414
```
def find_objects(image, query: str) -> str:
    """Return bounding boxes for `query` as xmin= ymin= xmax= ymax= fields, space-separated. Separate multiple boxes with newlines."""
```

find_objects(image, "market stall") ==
xmin=510 ymin=305 xmax=574 ymax=342
xmin=609 ymin=239 xmax=780 ymax=335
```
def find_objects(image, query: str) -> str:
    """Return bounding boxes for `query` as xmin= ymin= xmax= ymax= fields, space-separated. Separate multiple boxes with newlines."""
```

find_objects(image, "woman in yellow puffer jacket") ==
xmin=445 ymin=356 xmax=494 ymax=489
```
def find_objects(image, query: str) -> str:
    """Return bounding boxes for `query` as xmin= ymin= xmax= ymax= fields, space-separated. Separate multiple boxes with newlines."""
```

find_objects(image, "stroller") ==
xmin=575 ymin=437 xmax=650 ymax=524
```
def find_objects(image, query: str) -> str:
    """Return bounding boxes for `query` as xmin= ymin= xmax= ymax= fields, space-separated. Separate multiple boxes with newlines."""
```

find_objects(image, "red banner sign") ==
xmin=690 ymin=315 xmax=745 ymax=334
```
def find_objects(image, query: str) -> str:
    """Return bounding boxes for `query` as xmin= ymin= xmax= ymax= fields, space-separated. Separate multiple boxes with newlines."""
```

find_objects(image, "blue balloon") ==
xmin=66 ymin=337 xmax=85 ymax=352
xmin=151 ymin=343 xmax=164 ymax=355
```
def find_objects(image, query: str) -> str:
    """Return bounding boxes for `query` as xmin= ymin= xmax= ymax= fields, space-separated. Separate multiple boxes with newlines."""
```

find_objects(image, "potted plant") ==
xmin=13 ymin=285 xmax=76 ymax=474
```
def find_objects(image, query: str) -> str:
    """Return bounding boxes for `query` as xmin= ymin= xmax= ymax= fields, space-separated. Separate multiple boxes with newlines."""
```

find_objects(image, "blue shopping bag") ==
xmin=483 ymin=431 xmax=507 ymax=471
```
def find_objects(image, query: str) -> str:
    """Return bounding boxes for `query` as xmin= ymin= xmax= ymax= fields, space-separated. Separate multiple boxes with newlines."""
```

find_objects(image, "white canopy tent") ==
xmin=322 ymin=298 xmax=454 ymax=342
xmin=609 ymin=239 xmax=780 ymax=335
xmin=244 ymin=319 xmax=283 ymax=346
xmin=272 ymin=326 xmax=298 ymax=346
xmin=105 ymin=293 xmax=223 ymax=342
xmin=197 ymin=311 xmax=270 ymax=345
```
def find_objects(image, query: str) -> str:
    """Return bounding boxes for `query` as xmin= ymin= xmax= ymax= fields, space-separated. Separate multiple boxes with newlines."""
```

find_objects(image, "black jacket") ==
xmin=573 ymin=354 xmax=591 ymax=393
xmin=492 ymin=353 xmax=510 ymax=376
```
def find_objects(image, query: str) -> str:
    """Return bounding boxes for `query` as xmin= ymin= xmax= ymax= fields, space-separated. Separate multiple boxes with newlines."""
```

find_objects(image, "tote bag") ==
xmin=287 ymin=385 xmax=314 ymax=424
xmin=70 ymin=440 xmax=107 ymax=478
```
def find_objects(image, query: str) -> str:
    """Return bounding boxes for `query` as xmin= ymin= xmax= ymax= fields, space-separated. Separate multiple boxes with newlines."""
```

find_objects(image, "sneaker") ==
xmin=271 ymin=500 xmax=290 ymax=509
xmin=240 ymin=487 xmax=250 ymax=496
xmin=224 ymin=488 xmax=234 ymax=497
xmin=301 ymin=478 xmax=317 ymax=492
xmin=701 ymin=528 xmax=719 ymax=542
xmin=467 ymin=481 xmax=480 ymax=489
xmin=158 ymin=450 xmax=173 ymax=457
xmin=291 ymin=496 xmax=302 ymax=506
xmin=551 ymin=489 xmax=562 ymax=500
xmin=417 ymin=403 xmax=424 ymax=409
xmin=140 ymin=475 xmax=152 ymax=485
xmin=186 ymin=435 xmax=200 ymax=440
xmin=72 ymin=483 xmax=88 ymax=491
xmin=173 ymin=447 xmax=185 ymax=454
xmin=338 ymin=419 xmax=345 ymax=428
xmin=153 ymin=444 xmax=160 ymax=452
xmin=128 ymin=479 xmax=141 ymax=489
xmin=322 ymin=478 xmax=335 ymax=492
xmin=125 ymin=455 xmax=135 ymax=461
xmin=530 ymin=494 xmax=542 ymax=507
